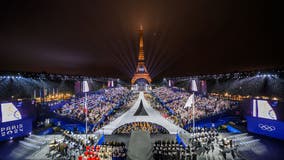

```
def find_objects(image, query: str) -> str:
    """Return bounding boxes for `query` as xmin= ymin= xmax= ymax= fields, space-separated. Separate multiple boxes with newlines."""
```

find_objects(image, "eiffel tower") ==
xmin=131 ymin=25 xmax=152 ymax=84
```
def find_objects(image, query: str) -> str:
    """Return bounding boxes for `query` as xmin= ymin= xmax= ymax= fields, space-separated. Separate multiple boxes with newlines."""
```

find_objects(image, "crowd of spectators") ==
xmin=218 ymin=137 xmax=239 ymax=160
xmin=153 ymin=140 xmax=191 ymax=160
xmin=113 ymin=122 xmax=169 ymax=135
xmin=77 ymin=141 xmax=127 ymax=160
xmin=152 ymin=127 xmax=222 ymax=160
xmin=152 ymin=87 xmax=232 ymax=128
xmin=48 ymin=130 xmax=98 ymax=160
xmin=93 ymin=142 xmax=127 ymax=160
xmin=188 ymin=127 xmax=218 ymax=151
xmin=54 ymin=87 xmax=130 ymax=127
xmin=145 ymin=93 xmax=179 ymax=124
xmin=95 ymin=93 xmax=139 ymax=131
xmin=180 ymin=126 xmax=239 ymax=160
xmin=48 ymin=130 xmax=128 ymax=160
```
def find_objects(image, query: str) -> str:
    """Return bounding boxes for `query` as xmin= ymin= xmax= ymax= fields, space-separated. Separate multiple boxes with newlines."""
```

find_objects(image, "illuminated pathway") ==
xmin=96 ymin=92 xmax=186 ymax=135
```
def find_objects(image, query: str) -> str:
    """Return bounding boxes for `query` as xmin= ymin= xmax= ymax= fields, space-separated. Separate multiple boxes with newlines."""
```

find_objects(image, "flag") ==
xmin=108 ymin=81 xmax=110 ymax=87
xmin=111 ymin=80 xmax=114 ymax=87
xmin=191 ymin=80 xmax=198 ymax=92
xmin=184 ymin=94 xmax=194 ymax=108
xmin=82 ymin=81 xmax=89 ymax=92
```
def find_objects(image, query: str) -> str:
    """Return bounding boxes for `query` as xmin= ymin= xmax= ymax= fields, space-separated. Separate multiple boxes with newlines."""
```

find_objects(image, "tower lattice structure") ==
xmin=131 ymin=25 xmax=152 ymax=84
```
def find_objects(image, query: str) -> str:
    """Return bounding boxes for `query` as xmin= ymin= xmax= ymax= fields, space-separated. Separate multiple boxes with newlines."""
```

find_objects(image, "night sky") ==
xmin=0 ymin=0 xmax=280 ymax=80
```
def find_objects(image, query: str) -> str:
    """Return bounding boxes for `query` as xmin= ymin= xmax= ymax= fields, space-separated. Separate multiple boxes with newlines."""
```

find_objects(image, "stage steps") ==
xmin=19 ymin=140 xmax=40 ymax=149
xmin=238 ymin=139 xmax=260 ymax=146
xmin=226 ymin=133 xmax=260 ymax=147
xmin=233 ymin=135 xmax=254 ymax=141
xmin=5 ymin=143 xmax=35 ymax=160
xmin=25 ymin=137 xmax=46 ymax=145
xmin=227 ymin=133 xmax=248 ymax=139
xmin=30 ymin=134 xmax=45 ymax=140
xmin=19 ymin=134 xmax=46 ymax=150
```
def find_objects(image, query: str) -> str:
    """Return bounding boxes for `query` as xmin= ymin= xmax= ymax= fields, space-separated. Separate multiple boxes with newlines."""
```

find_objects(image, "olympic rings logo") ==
xmin=258 ymin=123 xmax=276 ymax=132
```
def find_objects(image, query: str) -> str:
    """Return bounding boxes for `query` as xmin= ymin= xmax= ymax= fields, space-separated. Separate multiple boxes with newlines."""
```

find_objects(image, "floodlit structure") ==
xmin=131 ymin=25 xmax=152 ymax=85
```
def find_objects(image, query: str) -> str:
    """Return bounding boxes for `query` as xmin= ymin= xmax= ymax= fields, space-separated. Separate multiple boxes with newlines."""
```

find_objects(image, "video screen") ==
xmin=1 ymin=103 xmax=22 ymax=123
xmin=241 ymin=99 xmax=284 ymax=121
xmin=247 ymin=99 xmax=284 ymax=140
xmin=0 ymin=101 xmax=36 ymax=123
xmin=253 ymin=99 xmax=277 ymax=120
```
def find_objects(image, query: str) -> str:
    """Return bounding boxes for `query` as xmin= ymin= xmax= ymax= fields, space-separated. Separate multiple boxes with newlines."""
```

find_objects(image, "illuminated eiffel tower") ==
xmin=131 ymin=25 xmax=152 ymax=84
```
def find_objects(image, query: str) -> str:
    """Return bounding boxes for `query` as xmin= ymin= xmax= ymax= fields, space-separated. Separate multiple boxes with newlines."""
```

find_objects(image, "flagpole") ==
xmin=187 ymin=97 xmax=190 ymax=132
xmin=85 ymin=92 xmax=88 ymax=145
xmin=192 ymin=92 xmax=195 ymax=134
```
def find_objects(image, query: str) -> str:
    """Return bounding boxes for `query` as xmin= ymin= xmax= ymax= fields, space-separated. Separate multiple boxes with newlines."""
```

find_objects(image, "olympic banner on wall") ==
xmin=0 ymin=102 xmax=33 ymax=141
xmin=246 ymin=116 xmax=284 ymax=140
xmin=0 ymin=118 xmax=32 ymax=141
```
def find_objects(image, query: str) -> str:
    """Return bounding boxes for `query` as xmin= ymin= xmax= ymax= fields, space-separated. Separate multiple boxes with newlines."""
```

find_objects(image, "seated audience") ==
xmin=113 ymin=122 xmax=169 ymax=135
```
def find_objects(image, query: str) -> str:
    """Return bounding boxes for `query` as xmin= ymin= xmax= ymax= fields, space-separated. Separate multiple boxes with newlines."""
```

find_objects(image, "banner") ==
xmin=0 ymin=118 xmax=32 ymax=141
xmin=246 ymin=116 xmax=284 ymax=140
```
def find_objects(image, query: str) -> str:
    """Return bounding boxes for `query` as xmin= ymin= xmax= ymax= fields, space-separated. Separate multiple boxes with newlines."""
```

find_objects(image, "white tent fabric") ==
xmin=96 ymin=92 xmax=186 ymax=135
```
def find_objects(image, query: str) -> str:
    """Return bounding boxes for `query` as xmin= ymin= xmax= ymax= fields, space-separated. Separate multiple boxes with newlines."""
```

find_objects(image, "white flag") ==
xmin=82 ymin=81 xmax=89 ymax=93
xmin=191 ymin=80 xmax=198 ymax=92
xmin=184 ymin=94 xmax=194 ymax=108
